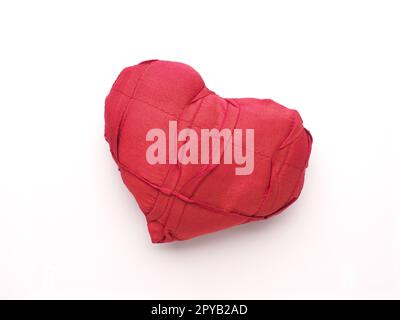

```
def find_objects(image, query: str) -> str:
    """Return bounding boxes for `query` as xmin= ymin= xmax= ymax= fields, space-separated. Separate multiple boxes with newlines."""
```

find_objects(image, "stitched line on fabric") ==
xmin=251 ymin=111 xmax=298 ymax=217
xmin=254 ymin=167 xmax=306 ymax=219
xmin=153 ymin=98 xmax=206 ymax=242
xmin=145 ymin=83 xmax=210 ymax=223
xmin=172 ymin=99 xmax=242 ymax=235
xmin=178 ymin=98 xmax=234 ymax=191
xmin=114 ymin=61 xmax=156 ymax=162
xmin=253 ymin=128 xmax=311 ymax=217
xmin=119 ymin=163 xmax=263 ymax=221
xmin=251 ymin=158 xmax=273 ymax=217
xmin=253 ymin=118 xmax=295 ymax=217
xmin=152 ymin=91 xmax=207 ymax=226
xmin=273 ymin=133 xmax=312 ymax=214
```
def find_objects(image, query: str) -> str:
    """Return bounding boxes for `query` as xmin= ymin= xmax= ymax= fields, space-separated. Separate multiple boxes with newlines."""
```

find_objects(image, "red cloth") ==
xmin=105 ymin=60 xmax=312 ymax=243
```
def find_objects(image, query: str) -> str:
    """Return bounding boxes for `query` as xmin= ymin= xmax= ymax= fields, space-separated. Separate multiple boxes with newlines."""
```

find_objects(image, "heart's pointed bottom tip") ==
xmin=147 ymin=221 xmax=167 ymax=244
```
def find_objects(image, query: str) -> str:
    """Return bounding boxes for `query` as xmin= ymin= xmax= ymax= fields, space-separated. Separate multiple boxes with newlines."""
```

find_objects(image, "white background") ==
xmin=0 ymin=1 xmax=399 ymax=299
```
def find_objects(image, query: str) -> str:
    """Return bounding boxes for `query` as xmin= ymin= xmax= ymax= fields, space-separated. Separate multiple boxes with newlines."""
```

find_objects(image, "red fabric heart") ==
xmin=105 ymin=60 xmax=312 ymax=243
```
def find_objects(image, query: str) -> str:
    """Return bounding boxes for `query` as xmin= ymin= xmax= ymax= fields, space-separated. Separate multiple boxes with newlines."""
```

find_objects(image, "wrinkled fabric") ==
xmin=105 ymin=60 xmax=312 ymax=243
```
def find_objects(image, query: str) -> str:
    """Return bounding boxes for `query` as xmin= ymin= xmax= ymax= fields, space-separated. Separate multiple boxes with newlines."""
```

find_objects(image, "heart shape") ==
xmin=105 ymin=60 xmax=312 ymax=243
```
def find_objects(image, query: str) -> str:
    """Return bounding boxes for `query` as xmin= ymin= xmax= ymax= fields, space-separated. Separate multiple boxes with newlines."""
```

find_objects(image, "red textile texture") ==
xmin=105 ymin=60 xmax=312 ymax=243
